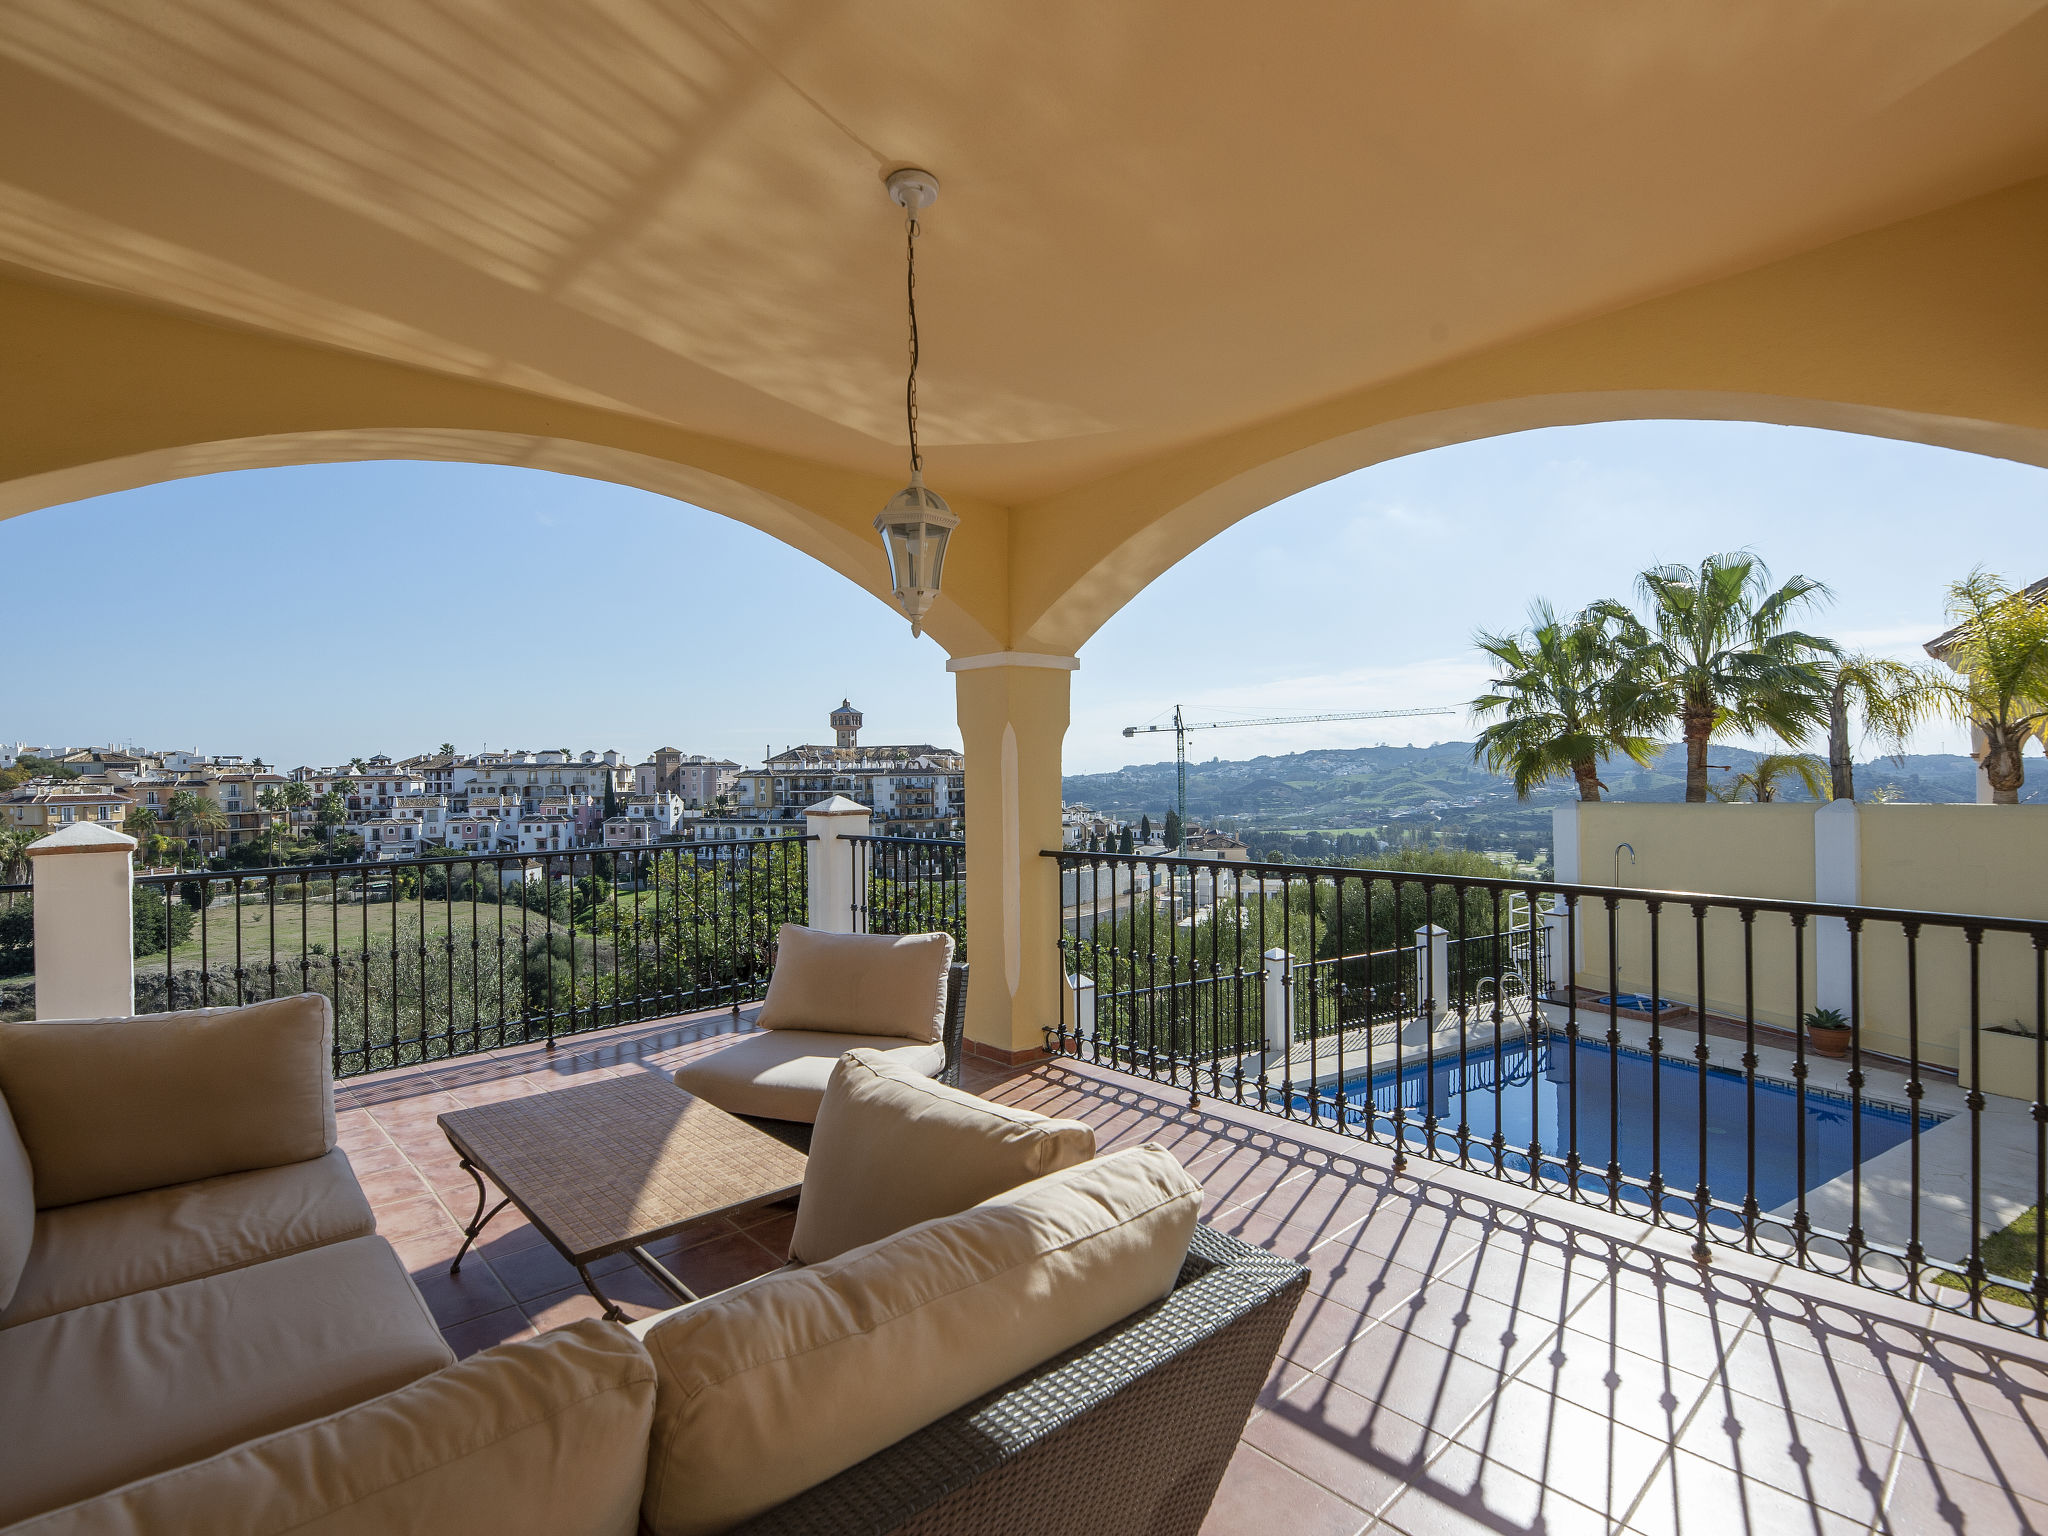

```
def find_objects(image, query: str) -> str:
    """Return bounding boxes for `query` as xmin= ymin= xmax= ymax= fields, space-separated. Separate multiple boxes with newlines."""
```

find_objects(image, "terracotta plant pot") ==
xmin=1807 ymin=1026 xmax=1851 ymax=1059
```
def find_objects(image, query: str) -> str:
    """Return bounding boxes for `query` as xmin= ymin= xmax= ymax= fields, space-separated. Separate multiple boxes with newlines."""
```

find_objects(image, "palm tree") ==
xmin=122 ymin=805 xmax=158 ymax=841
xmin=0 ymin=826 xmax=38 ymax=883
xmin=1819 ymin=653 xmax=1947 ymax=801
xmin=1470 ymin=601 xmax=1660 ymax=801
xmin=1712 ymin=752 xmax=1830 ymax=803
xmin=1607 ymin=553 xmax=1836 ymax=803
xmin=1927 ymin=569 xmax=2048 ymax=804
xmin=167 ymin=789 xmax=228 ymax=849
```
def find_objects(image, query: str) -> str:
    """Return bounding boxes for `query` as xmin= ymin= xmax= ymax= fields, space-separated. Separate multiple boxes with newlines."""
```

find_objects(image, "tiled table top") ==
xmin=339 ymin=1009 xmax=2048 ymax=1536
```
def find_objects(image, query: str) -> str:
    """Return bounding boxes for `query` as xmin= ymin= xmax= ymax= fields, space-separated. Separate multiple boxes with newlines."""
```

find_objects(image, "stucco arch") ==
xmin=1015 ymin=389 xmax=2048 ymax=656
xmin=0 ymin=275 xmax=1007 ymax=659
xmin=1011 ymin=174 xmax=2048 ymax=654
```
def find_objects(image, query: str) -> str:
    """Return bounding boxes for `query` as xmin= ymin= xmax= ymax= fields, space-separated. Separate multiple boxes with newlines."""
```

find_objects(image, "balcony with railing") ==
xmin=10 ymin=810 xmax=2048 ymax=1530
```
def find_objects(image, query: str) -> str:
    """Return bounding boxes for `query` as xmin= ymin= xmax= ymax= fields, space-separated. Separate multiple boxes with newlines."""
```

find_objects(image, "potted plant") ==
xmin=1802 ymin=1006 xmax=1852 ymax=1059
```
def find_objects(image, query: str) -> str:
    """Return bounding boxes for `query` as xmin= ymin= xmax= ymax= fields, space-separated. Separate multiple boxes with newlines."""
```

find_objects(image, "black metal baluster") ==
xmin=1648 ymin=898 xmax=1664 ymax=1220
xmin=1792 ymin=911 xmax=1810 ymax=1263
xmin=1967 ymin=925 xmax=1986 ymax=1317
xmin=2033 ymin=935 xmax=2046 ymax=1337
xmin=1692 ymin=901 xmax=1711 ymax=1263
xmin=1741 ymin=907 xmax=1759 ymax=1250
xmin=1604 ymin=893 xmax=1622 ymax=1209
xmin=1847 ymin=916 xmax=1866 ymax=1284
xmin=1563 ymin=893 xmax=1580 ymax=1197
xmin=1904 ymin=922 xmax=1924 ymax=1291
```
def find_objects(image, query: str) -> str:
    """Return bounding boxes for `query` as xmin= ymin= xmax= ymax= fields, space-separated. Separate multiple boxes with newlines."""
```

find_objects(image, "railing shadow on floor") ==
xmin=1001 ymin=1061 xmax=2048 ymax=1534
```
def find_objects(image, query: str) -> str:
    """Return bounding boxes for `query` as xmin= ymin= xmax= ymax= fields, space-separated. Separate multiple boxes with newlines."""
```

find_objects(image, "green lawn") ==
xmin=1933 ymin=1204 xmax=2043 ymax=1311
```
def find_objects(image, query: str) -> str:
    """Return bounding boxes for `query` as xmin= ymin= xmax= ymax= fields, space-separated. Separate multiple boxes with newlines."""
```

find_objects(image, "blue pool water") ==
xmin=1290 ymin=1034 xmax=1945 ymax=1218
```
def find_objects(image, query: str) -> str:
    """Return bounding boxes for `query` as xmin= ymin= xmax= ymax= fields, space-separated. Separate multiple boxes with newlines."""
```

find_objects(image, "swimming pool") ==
xmin=1288 ymin=1033 xmax=1946 ymax=1217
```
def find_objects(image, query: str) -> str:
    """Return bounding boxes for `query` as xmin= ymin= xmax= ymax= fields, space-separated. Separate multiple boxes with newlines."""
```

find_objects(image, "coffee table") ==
xmin=438 ymin=1073 xmax=808 ymax=1321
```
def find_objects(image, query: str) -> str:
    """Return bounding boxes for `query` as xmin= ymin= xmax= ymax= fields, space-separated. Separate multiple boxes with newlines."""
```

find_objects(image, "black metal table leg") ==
xmin=449 ymin=1155 xmax=512 ymax=1275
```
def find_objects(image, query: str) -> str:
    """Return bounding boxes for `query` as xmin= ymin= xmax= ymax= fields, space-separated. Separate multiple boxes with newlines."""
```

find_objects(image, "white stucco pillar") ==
xmin=1971 ymin=723 xmax=1995 ymax=804
xmin=803 ymin=795 xmax=871 ymax=934
xmin=1813 ymin=798 xmax=1860 ymax=1016
xmin=1550 ymin=800 xmax=1585 ymax=984
xmin=28 ymin=823 xmax=137 ymax=1020
xmin=1064 ymin=971 xmax=1097 ymax=1044
xmin=1261 ymin=948 xmax=1293 ymax=1056
xmin=1539 ymin=896 xmax=1570 ymax=999
xmin=1415 ymin=924 xmax=1450 ymax=1020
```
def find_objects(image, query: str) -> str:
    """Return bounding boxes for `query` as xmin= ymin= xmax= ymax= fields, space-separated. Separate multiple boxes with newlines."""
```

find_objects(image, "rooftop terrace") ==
xmin=344 ymin=1002 xmax=2048 ymax=1536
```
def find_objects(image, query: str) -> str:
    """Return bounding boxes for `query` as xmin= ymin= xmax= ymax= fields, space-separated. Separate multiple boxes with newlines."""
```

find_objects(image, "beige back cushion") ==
xmin=0 ymin=994 xmax=337 ymax=1209
xmin=755 ymin=925 xmax=952 ymax=1042
xmin=7 ymin=1320 xmax=656 ymax=1536
xmin=0 ymin=1088 xmax=32 ymax=1312
xmin=639 ymin=1143 xmax=1202 ymax=1536
xmin=790 ymin=1049 xmax=1096 ymax=1264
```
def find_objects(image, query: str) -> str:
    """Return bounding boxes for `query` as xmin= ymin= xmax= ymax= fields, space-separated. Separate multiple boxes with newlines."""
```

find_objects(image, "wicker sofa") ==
xmin=733 ymin=1225 xmax=1307 ymax=1535
xmin=0 ymin=996 xmax=1304 ymax=1535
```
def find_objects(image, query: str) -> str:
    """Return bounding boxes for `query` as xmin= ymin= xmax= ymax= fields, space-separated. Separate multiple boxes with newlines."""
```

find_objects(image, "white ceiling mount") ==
xmin=885 ymin=167 xmax=940 ymax=213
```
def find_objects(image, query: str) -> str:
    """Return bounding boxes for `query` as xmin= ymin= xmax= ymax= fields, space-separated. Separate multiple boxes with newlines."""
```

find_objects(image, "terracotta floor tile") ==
xmin=1623 ymin=1451 xmax=1867 ymax=1536
xmin=1714 ymin=1328 xmax=1912 ymax=1441
xmin=410 ymin=1257 xmax=518 ymax=1328
xmin=659 ymin=1230 xmax=785 ymax=1297
xmin=332 ymin=1028 xmax=2048 ymax=1531
xmin=1452 ymin=1376 xmax=1670 ymax=1520
xmin=485 ymin=1241 xmax=587 ymax=1303
xmin=1309 ymin=1326 xmax=1520 ymax=1442
xmin=1512 ymin=1322 xmax=1715 ymax=1442
xmin=1250 ymin=1371 xmax=1446 ymax=1509
xmin=1384 ymin=1441 xmax=1622 ymax=1536
xmin=1880 ymin=1451 xmax=2048 ymax=1536
xmin=373 ymin=1194 xmax=462 ymax=1242
xmin=338 ymin=1138 xmax=409 ymax=1177
xmin=437 ymin=1305 xmax=535 ymax=1360
xmin=353 ymin=1163 xmax=438 ymax=1208
xmin=1893 ymin=1380 xmax=2048 ymax=1497
xmin=517 ymin=1283 xmax=614 ymax=1332
xmin=1675 ymin=1387 xmax=1892 ymax=1523
xmin=1198 ymin=1444 xmax=1371 ymax=1536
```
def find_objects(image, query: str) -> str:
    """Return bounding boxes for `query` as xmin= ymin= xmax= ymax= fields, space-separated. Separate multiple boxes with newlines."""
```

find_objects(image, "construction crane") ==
xmin=1123 ymin=705 xmax=1461 ymax=831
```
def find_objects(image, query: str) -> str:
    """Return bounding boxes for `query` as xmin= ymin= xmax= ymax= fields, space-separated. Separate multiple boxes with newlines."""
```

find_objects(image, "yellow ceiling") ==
xmin=1 ymin=0 xmax=2046 ymax=504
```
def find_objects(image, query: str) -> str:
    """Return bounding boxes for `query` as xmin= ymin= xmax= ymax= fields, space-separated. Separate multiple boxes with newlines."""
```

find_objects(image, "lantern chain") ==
xmin=905 ymin=204 xmax=922 ymax=477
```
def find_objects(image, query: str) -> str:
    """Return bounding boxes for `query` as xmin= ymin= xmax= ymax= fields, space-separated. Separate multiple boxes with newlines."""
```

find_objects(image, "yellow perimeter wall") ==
xmin=1568 ymin=803 xmax=2047 ymax=1071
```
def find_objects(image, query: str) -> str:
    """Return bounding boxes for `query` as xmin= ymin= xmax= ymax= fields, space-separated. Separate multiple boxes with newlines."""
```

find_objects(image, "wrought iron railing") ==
xmin=1045 ymin=847 xmax=2048 ymax=1337
xmin=0 ymin=881 xmax=31 ymax=1010
xmin=846 ymin=835 xmax=966 ymax=955
xmin=132 ymin=839 xmax=809 ymax=1077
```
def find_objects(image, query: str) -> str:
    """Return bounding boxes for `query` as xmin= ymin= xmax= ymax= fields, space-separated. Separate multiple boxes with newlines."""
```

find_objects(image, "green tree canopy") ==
xmin=1930 ymin=569 xmax=2048 ymax=804
xmin=1603 ymin=552 xmax=1835 ymax=803
xmin=1470 ymin=600 xmax=1660 ymax=801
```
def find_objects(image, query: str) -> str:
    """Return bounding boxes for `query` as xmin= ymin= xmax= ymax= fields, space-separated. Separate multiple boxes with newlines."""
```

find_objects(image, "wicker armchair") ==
xmin=732 ymin=1224 xmax=1307 ymax=1536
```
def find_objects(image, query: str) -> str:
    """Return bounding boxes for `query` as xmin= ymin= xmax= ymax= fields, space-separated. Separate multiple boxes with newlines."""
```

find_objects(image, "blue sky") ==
xmin=4 ymin=421 xmax=2044 ymax=776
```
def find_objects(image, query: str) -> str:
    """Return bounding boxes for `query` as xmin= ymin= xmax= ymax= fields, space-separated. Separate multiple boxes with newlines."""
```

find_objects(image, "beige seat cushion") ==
xmin=0 ymin=994 xmax=337 ymax=1208
xmin=755 ymin=925 xmax=952 ymax=1043
xmin=638 ymin=1144 xmax=1202 ymax=1536
xmin=1 ymin=1147 xmax=374 ymax=1329
xmin=672 ymin=1029 xmax=944 ymax=1123
xmin=0 ymin=1088 xmax=32 ymax=1313
xmin=790 ymin=1049 xmax=1096 ymax=1264
xmin=8 ymin=1320 xmax=655 ymax=1536
xmin=0 ymin=1233 xmax=454 ymax=1527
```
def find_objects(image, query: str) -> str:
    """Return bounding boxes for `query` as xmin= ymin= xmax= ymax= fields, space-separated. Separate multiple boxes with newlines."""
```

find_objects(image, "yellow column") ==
xmin=948 ymin=653 xmax=1077 ymax=1061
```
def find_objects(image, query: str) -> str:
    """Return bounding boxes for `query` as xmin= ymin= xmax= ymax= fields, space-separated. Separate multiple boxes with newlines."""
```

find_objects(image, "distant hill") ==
xmin=1061 ymin=742 xmax=2041 ymax=860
